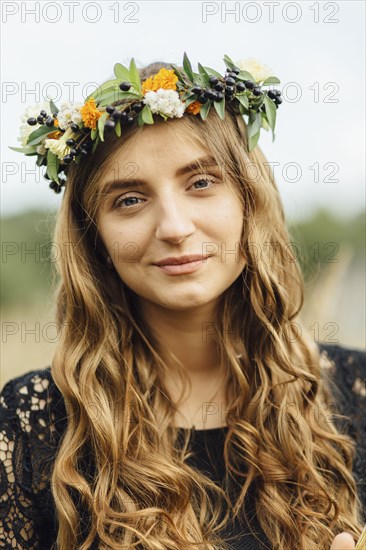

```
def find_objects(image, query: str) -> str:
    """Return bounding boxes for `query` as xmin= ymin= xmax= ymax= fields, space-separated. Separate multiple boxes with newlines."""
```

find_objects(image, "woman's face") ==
xmin=96 ymin=122 xmax=246 ymax=313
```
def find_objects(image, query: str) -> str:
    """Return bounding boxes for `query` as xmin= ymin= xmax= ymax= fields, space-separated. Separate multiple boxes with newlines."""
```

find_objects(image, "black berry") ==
xmin=197 ymin=95 xmax=208 ymax=104
xmin=268 ymin=90 xmax=277 ymax=99
xmin=244 ymin=80 xmax=254 ymax=90
xmin=63 ymin=155 xmax=74 ymax=164
xmin=27 ymin=117 xmax=37 ymax=126
xmin=119 ymin=81 xmax=131 ymax=91
xmin=71 ymin=123 xmax=79 ymax=132
xmin=45 ymin=116 xmax=54 ymax=127
xmin=253 ymin=87 xmax=262 ymax=96
xmin=40 ymin=110 xmax=47 ymax=118
xmin=106 ymin=105 xmax=115 ymax=114
xmin=66 ymin=139 xmax=75 ymax=146
xmin=104 ymin=120 xmax=116 ymax=130
xmin=37 ymin=115 xmax=45 ymax=124
xmin=192 ymin=86 xmax=202 ymax=94
xmin=209 ymin=76 xmax=218 ymax=86
xmin=224 ymin=77 xmax=235 ymax=86
xmin=225 ymin=86 xmax=235 ymax=96
xmin=236 ymin=82 xmax=246 ymax=92
xmin=214 ymin=82 xmax=224 ymax=92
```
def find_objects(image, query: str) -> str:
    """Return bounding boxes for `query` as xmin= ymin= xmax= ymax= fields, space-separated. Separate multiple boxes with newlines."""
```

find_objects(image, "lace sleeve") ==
xmin=318 ymin=343 xmax=366 ymax=518
xmin=0 ymin=376 xmax=42 ymax=548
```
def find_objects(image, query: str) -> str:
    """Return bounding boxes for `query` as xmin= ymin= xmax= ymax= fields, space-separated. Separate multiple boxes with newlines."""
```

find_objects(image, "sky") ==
xmin=1 ymin=0 xmax=365 ymax=220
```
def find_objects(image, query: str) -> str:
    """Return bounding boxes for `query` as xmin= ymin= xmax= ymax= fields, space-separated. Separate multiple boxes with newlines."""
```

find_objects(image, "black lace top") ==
xmin=1 ymin=343 xmax=365 ymax=549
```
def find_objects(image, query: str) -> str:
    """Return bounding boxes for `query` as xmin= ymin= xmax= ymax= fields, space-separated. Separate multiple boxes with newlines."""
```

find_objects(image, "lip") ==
xmin=155 ymin=258 xmax=210 ymax=275
xmin=154 ymin=254 xmax=210 ymax=266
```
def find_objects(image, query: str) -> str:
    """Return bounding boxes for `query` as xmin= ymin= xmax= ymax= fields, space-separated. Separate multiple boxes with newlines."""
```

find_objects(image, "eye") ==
xmin=190 ymin=176 xmax=217 ymax=191
xmin=113 ymin=175 xmax=218 ymax=210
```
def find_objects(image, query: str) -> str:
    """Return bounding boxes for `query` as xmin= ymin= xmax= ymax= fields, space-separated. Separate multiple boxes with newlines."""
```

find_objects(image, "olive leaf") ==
xmin=170 ymin=64 xmax=186 ymax=84
xmin=223 ymin=54 xmax=235 ymax=70
xmin=9 ymin=146 xmax=37 ymax=154
xmin=141 ymin=105 xmax=154 ymax=124
xmin=115 ymin=120 xmax=121 ymax=137
xmin=114 ymin=63 xmax=131 ymax=82
xmin=236 ymin=94 xmax=249 ymax=109
xmin=263 ymin=76 xmax=281 ymax=85
xmin=203 ymin=66 xmax=223 ymax=79
xmin=46 ymin=150 xmax=60 ymax=183
xmin=27 ymin=125 xmax=58 ymax=147
xmin=98 ymin=112 xmax=109 ymax=142
xmin=183 ymin=52 xmax=194 ymax=83
xmin=199 ymin=100 xmax=212 ymax=121
xmin=213 ymin=98 xmax=225 ymax=120
xmin=49 ymin=99 xmax=59 ymax=114
xmin=129 ymin=58 xmax=141 ymax=91
xmin=263 ymin=95 xmax=277 ymax=133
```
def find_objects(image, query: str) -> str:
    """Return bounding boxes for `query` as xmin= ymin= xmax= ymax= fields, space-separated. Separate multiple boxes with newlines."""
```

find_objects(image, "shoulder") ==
xmin=0 ymin=367 xmax=67 ymax=440
xmin=316 ymin=342 xmax=366 ymax=398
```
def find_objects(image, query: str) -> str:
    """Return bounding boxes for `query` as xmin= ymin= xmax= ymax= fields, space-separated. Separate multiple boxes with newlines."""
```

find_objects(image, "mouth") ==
xmin=154 ymin=257 xmax=210 ymax=275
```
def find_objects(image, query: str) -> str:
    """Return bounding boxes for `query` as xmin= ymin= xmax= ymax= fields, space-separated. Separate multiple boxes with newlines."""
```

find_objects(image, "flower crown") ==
xmin=10 ymin=53 xmax=282 ymax=194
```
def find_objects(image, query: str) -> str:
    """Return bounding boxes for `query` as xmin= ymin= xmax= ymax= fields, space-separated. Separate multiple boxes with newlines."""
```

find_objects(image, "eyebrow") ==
xmin=100 ymin=155 xmax=219 ymax=194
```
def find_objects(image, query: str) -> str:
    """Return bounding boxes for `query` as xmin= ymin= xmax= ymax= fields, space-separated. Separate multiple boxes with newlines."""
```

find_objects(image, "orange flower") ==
xmin=141 ymin=68 xmax=178 ymax=95
xmin=47 ymin=130 xmax=62 ymax=140
xmin=186 ymin=101 xmax=202 ymax=115
xmin=80 ymin=98 xmax=101 ymax=130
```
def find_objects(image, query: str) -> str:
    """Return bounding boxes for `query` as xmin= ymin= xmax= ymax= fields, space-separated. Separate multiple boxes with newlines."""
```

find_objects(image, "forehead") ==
xmin=98 ymin=122 xmax=214 ymax=188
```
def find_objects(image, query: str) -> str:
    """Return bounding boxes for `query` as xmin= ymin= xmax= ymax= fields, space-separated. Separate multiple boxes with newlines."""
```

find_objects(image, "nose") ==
xmin=154 ymin=194 xmax=196 ymax=243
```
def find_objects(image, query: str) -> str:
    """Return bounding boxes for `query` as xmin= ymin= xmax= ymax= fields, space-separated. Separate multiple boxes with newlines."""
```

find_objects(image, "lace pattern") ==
xmin=1 ymin=344 xmax=365 ymax=548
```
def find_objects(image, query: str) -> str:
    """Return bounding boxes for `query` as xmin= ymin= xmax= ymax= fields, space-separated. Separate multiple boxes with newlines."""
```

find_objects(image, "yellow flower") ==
xmin=80 ymin=98 xmax=101 ymax=130
xmin=44 ymin=127 xmax=78 ymax=160
xmin=141 ymin=68 xmax=178 ymax=95
xmin=186 ymin=101 xmax=202 ymax=115
xmin=235 ymin=58 xmax=273 ymax=83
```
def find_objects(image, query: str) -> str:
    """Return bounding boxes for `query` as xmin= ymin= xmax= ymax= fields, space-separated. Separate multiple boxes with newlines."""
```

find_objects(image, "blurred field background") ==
xmin=1 ymin=208 xmax=365 ymax=389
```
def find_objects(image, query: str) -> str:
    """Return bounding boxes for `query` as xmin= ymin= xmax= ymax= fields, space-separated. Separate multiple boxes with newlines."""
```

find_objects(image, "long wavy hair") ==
xmin=50 ymin=61 xmax=364 ymax=549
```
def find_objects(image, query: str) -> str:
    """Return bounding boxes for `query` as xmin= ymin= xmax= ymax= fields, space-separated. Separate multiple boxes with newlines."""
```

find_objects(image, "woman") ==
xmin=1 ymin=55 xmax=365 ymax=549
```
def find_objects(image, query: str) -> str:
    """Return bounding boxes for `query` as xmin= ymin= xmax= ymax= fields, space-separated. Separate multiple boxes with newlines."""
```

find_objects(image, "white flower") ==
xmin=235 ymin=58 xmax=273 ymax=83
xmin=44 ymin=127 xmax=77 ymax=161
xmin=18 ymin=101 xmax=51 ymax=147
xmin=143 ymin=89 xmax=184 ymax=118
xmin=56 ymin=101 xmax=83 ymax=130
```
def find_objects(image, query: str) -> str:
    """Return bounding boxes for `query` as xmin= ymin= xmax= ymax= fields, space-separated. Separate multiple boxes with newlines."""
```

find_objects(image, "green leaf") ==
xmin=92 ymin=136 xmax=100 ymax=153
xmin=199 ymin=100 xmax=212 ymax=121
xmin=47 ymin=150 xmax=60 ymax=183
xmin=170 ymin=63 xmax=186 ymax=84
xmin=98 ymin=112 xmax=109 ymax=142
xmin=238 ymin=103 xmax=246 ymax=116
xmin=236 ymin=94 xmax=249 ymax=109
xmin=114 ymin=62 xmax=131 ymax=82
xmin=223 ymin=54 xmax=235 ymax=70
xmin=236 ymin=70 xmax=256 ymax=82
xmin=141 ymin=105 xmax=154 ymax=124
xmin=183 ymin=95 xmax=199 ymax=108
xmin=203 ymin=66 xmax=223 ymax=79
xmin=86 ymin=78 xmax=119 ymax=101
xmin=248 ymin=111 xmax=262 ymax=138
xmin=91 ymin=128 xmax=98 ymax=140
xmin=49 ymin=99 xmax=58 ymax=114
xmin=213 ymin=98 xmax=225 ymax=120
xmin=26 ymin=125 xmax=59 ymax=147
xmin=248 ymin=129 xmax=261 ymax=152
xmin=183 ymin=52 xmax=194 ymax=82
xmin=97 ymin=90 xmax=142 ymax=108
xmin=261 ymin=115 xmax=270 ymax=131
xmin=263 ymin=95 xmax=277 ymax=132
xmin=129 ymin=58 xmax=141 ymax=91
xmin=115 ymin=120 xmax=121 ymax=137
xmin=197 ymin=63 xmax=210 ymax=83
xmin=262 ymin=76 xmax=281 ymax=86
xmin=9 ymin=145 xmax=37 ymax=154
xmin=36 ymin=155 xmax=45 ymax=167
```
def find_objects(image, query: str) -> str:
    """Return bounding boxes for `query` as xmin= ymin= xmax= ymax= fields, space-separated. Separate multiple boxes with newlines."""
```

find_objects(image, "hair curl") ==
xmin=49 ymin=61 xmax=365 ymax=549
